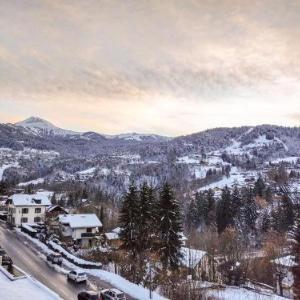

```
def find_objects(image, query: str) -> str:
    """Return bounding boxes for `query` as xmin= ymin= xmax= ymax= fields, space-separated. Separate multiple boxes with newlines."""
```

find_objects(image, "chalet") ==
xmin=46 ymin=205 xmax=68 ymax=234
xmin=58 ymin=214 xmax=102 ymax=247
xmin=180 ymin=247 xmax=218 ymax=281
xmin=105 ymin=227 xmax=122 ymax=249
xmin=6 ymin=192 xmax=51 ymax=227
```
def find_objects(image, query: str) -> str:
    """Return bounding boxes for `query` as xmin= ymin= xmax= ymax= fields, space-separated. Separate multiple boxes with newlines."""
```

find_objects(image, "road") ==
xmin=0 ymin=223 xmax=134 ymax=300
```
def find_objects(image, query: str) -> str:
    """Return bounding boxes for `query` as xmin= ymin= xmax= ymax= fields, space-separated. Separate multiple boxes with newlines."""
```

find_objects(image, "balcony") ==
xmin=81 ymin=232 xmax=96 ymax=238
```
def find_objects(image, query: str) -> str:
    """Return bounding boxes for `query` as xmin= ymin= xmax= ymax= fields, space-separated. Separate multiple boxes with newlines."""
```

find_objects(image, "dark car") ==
xmin=78 ymin=291 xmax=100 ymax=300
xmin=46 ymin=253 xmax=63 ymax=265
xmin=1 ymin=255 xmax=13 ymax=266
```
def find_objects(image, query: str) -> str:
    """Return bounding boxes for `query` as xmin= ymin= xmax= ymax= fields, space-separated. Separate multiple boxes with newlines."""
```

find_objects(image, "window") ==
xmin=34 ymin=217 xmax=41 ymax=223
xmin=35 ymin=208 xmax=41 ymax=213
xmin=21 ymin=217 xmax=28 ymax=223
xmin=22 ymin=208 xmax=28 ymax=214
xmin=86 ymin=228 xmax=92 ymax=233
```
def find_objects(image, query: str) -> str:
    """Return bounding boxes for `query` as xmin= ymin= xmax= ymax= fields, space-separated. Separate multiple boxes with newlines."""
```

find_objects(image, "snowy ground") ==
xmin=0 ymin=266 xmax=61 ymax=300
xmin=205 ymin=286 xmax=285 ymax=300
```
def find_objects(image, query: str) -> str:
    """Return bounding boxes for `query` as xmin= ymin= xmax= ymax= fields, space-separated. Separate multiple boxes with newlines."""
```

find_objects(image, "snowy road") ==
xmin=0 ymin=223 xmax=135 ymax=300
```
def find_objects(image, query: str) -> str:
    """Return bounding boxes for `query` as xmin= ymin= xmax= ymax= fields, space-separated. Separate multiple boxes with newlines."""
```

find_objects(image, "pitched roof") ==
xmin=9 ymin=193 xmax=51 ymax=206
xmin=58 ymin=214 xmax=102 ymax=228
xmin=180 ymin=247 xmax=207 ymax=269
xmin=46 ymin=205 xmax=68 ymax=213
xmin=105 ymin=232 xmax=119 ymax=240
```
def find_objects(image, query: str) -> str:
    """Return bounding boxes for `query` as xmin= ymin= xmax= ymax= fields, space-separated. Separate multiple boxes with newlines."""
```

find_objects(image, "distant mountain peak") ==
xmin=15 ymin=116 xmax=79 ymax=136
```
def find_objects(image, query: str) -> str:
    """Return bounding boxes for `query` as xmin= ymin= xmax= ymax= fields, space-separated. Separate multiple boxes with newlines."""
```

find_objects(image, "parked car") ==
xmin=78 ymin=290 xmax=100 ymax=300
xmin=46 ymin=253 xmax=63 ymax=265
xmin=100 ymin=288 xmax=126 ymax=300
xmin=67 ymin=270 xmax=87 ymax=283
xmin=1 ymin=255 xmax=13 ymax=267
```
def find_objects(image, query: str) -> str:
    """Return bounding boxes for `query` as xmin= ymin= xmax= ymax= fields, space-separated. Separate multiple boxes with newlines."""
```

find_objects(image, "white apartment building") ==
xmin=6 ymin=192 xmax=51 ymax=227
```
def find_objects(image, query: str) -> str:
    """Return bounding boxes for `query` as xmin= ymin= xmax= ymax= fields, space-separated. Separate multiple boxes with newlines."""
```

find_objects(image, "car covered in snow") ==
xmin=100 ymin=288 xmax=126 ymax=300
xmin=67 ymin=270 xmax=87 ymax=283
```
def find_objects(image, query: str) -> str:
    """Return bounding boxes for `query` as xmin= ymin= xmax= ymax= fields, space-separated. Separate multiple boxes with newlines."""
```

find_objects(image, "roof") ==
xmin=0 ymin=266 xmax=60 ymax=300
xmin=58 ymin=214 xmax=102 ymax=228
xmin=273 ymin=255 xmax=296 ymax=268
xmin=46 ymin=205 xmax=68 ymax=213
xmin=105 ymin=232 xmax=119 ymax=240
xmin=179 ymin=232 xmax=188 ymax=241
xmin=112 ymin=227 xmax=121 ymax=234
xmin=180 ymin=247 xmax=207 ymax=269
xmin=8 ymin=192 xmax=51 ymax=206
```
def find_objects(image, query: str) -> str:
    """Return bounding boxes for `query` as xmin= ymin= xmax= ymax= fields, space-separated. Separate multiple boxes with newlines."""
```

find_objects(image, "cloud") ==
xmin=0 ymin=0 xmax=300 ymax=134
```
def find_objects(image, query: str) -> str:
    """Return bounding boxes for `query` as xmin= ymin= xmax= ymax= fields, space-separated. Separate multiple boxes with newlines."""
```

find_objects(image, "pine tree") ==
xmin=206 ymin=189 xmax=216 ymax=226
xmin=243 ymin=187 xmax=258 ymax=230
xmin=231 ymin=185 xmax=242 ymax=217
xmin=254 ymin=176 xmax=265 ymax=197
xmin=196 ymin=191 xmax=208 ymax=226
xmin=119 ymin=183 xmax=140 ymax=257
xmin=186 ymin=199 xmax=199 ymax=229
xmin=216 ymin=186 xmax=233 ymax=233
xmin=281 ymin=193 xmax=294 ymax=232
xmin=138 ymin=183 xmax=157 ymax=253
xmin=157 ymin=183 xmax=183 ymax=270
xmin=292 ymin=220 xmax=300 ymax=299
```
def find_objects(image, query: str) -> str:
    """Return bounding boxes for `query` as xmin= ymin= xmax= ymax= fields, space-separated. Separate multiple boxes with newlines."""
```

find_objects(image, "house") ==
xmin=58 ymin=214 xmax=102 ymax=247
xmin=180 ymin=247 xmax=218 ymax=281
xmin=6 ymin=192 xmax=51 ymax=227
xmin=46 ymin=205 xmax=68 ymax=234
xmin=105 ymin=227 xmax=122 ymax=249
xmin=273 ymin=255 xmax=295 ymax=298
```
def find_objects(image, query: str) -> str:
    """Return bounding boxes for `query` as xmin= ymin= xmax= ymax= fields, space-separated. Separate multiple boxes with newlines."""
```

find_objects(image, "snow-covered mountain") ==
xmin=15 ymin=117 xmax=170 ymax=142
xmin=2 ymin=120 xmax=300 ymax=198
xmin=15 ymin=117 xmax=80 ymax=136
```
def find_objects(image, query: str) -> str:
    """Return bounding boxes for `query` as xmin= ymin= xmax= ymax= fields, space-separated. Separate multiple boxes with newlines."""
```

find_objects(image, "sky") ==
xmin=0 ymin=0 xmax=300 ymax=136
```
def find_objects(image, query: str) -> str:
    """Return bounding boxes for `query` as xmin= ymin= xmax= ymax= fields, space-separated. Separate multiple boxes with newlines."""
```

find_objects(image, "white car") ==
xmin=100 ymin=288 xmax=126 ymax=300
xmin=67 ymin=270 xmax=87 ymax=283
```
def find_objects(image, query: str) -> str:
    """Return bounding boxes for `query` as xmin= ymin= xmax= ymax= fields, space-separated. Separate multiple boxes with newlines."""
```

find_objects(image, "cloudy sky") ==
xmin=1 ymin=0 xmax=300 ymax=136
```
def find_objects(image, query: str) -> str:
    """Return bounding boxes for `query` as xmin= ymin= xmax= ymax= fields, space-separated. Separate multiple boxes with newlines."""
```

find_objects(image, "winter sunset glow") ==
xmin=1 ymin=0 xmax=300 ymax=135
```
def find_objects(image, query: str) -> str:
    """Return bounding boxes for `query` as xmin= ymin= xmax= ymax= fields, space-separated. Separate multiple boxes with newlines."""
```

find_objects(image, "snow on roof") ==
xmin=112 ymin=227 xmax=121 ymax=234
xmin=180 ymin=247 xmax=207 ymax=269
xmin=9 ymin=192 xmax=51 ymax=206
xmin=273 ymin=255 xmax=296 ymax=268
xmin=179 ymin=232 xmax=188 ymax=241
xmin=46 ymin=205 xmax=68 ymax=213
xmin=0 ymin=267 xmax=61 ymax=300
xmin=58 ymin=214 xmax=102 ymax=228
xmin=105 ymin=232 xmax=119 ymax=240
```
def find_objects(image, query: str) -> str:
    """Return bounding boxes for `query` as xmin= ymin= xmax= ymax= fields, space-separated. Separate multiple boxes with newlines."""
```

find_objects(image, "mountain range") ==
xmin=1 ymin=117 xmax=300 ymax=197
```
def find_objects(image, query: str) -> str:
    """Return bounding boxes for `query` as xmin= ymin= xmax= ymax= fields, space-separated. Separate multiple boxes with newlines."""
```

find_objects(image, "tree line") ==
xmin=118 ymin=182 xmax=183 ymax=286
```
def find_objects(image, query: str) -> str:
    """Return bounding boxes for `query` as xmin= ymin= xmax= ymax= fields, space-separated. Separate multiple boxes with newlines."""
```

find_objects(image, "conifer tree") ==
xmin=119 ymin=183 xmax=140 ymax=257
xmin=231 ymin=185 xmax=242 ymax=217
xmin=206 ymin=189 xmax=216 ymax=226
xmin=196 ymin=191 xmax=208 ymax=225
xmin=138 ymin=183 xmax=157 ymax=253
xmin=292 ymin=220 xmax=300 ymax=299
xmin=157 ymin=183 xmax=183 ymax=270
xmin=187 ymin=199 xmax=199 ymax=229
xmin=243 ymin=187 xmax=258 ymax=230
xmin=254 ymin=176 xmax=265 ymax=197
xmin=217 ymin=186 xmax=232 ymax=233
xmin=281 ymin=193 xmax=294 ymax=231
